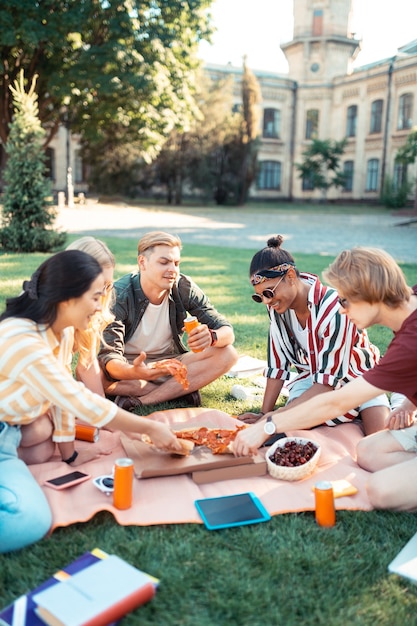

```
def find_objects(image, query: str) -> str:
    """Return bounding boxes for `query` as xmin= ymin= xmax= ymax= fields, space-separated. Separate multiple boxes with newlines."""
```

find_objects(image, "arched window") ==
xmin=305 ymin=109 xmax=319 ymax=139
xmin=370 ymin=99 xmax=383 ymax=134
xmin=346 ymin=105 xmax=357 ymax=137
xmin=343 ymin=161 xmax=354 ymax=192
xmin=366 ymin=159 xmax=379 ymax=191
xmin=398 ymin=93 xmax=413 ymax=130
xmin=258 ymin=161 xmax=281 ymax=190
xmin=263 ymin=108 xmax=280 ymax=139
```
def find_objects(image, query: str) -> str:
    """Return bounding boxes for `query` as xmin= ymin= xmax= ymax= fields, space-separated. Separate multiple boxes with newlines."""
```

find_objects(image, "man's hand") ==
xmin=233 ymin=416 xmax=271 ymax=456
xmin=131 ymin=352 xmax=183 ymax=381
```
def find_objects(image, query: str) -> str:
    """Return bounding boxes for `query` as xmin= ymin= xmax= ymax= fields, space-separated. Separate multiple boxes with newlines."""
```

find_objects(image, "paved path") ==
xmin=55 ymin=201 xmax=417 ymax=263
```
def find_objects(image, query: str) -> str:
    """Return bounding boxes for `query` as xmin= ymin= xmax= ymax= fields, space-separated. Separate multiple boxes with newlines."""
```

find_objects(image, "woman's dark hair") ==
xmin=0 ymin=250 xmax=103 ymax=327
xmin=249 ymin=235 xmax=298 ymax=279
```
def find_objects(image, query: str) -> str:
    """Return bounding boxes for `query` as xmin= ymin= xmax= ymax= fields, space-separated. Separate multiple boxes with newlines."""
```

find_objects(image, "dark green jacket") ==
xmin=98 ymin=272 xmax=231 ymax=375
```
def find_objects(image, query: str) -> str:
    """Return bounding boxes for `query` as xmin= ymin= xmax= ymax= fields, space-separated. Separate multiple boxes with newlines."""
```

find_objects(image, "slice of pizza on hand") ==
xmin=149 ymin=359 xmax=189 ymax=390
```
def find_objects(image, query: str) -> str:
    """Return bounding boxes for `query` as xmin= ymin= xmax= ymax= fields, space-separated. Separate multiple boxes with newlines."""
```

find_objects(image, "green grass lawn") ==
xmin=1 ymin=236 xmax=417 ymax=625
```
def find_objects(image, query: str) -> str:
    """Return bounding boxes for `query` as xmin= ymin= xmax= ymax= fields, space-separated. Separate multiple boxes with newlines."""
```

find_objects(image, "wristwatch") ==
xmin=209 ymin=329 xmax=218 ymax=346
xmin=264 ymin=415 xmax=276 ymax=435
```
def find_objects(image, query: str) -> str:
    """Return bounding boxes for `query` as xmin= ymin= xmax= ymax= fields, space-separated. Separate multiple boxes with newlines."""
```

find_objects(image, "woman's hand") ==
xmin=146 ymin=422 xmax=184 ymax=453
xmin=70 ymin=446 xmax=114 ymax=466
xmin=237 ymin=411 xmax=264 ymax=424
xmin=387 ymin=404 xmax=417 ymax=430
xmin=233 ymin=418 xmax=270 ymax=456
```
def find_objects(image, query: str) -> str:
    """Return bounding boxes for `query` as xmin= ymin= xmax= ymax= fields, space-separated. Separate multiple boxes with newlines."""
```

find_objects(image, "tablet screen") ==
xmin=195 ymin=492 xmax=271 ymax=530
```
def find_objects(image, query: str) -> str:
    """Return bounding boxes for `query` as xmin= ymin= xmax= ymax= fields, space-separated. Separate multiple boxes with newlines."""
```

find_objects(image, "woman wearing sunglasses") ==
xmin=238 ymin=235 xmax=390 ymax=435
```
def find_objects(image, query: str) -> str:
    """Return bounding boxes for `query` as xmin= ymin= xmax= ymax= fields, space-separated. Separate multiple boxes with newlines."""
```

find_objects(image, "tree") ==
xmin=144 ymin=70 xmax=241 ymax=205
xmin=296 ymin=138 xmax=347 ymax=201
xmin=237 ymin=58 xmax=261 ymax=204
xmin=0 ymin=71 xmax=66 ymax=252
xmin=0 ymin=0 xmax=213 ymax=161
xmin=395 ymin=127 xmax=417 ymax=212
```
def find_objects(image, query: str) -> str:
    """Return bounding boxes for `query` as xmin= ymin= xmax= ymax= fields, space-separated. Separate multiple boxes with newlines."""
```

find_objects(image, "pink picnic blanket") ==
xmin=28 ymin=408 xmax=373 ymax=532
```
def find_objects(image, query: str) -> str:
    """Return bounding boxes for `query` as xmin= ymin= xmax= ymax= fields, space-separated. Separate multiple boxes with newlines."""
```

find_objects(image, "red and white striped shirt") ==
xmin=0 ymin=318 xmax=117 ymax=442
xmin=265 ymin=273 xmax=381 ymax=424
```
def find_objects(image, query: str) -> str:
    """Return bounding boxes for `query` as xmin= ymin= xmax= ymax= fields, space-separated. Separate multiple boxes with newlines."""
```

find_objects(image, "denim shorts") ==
xmin=390 ymin=425 xmax=417 ymax=452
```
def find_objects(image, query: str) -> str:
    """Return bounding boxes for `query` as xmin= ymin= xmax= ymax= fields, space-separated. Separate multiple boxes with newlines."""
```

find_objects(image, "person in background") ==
xmin=0 ymin=250 xmax=183 ymax=553
xmin=66 ymin=237 xmax=116 ymax=395
xmin=98 ymin=231 xmax=237 ymax=410
xmin=18 ymin=237 xmax=116 ymax=464
xmin=238 ymin=236 xmax=390 ymax=435
xmin=233 ymin=247 xmax=417 ymax=511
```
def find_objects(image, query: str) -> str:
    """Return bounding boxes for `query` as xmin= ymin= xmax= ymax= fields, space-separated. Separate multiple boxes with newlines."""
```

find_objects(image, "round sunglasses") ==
xmin=252 ymin=275 xmax=285 ymax=303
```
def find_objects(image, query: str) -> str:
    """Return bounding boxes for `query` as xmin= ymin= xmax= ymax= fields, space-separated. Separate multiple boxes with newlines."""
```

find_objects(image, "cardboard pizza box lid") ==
xmin=192 ymin=455 xmax=267 ymax=484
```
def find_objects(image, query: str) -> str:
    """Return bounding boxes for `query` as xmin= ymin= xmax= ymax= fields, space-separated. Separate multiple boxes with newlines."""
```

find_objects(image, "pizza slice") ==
xmin=175 ymin=425 xmax=246 ymax=454
xmin=149 ymin=359 xmax=189 ymax=390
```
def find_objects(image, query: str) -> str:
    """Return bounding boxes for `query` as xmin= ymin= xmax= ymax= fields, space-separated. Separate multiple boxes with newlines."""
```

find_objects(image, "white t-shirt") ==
xmin=124 ymin=295 xmax=172 ymax=358
xmin=289 ymin=308 xmax=309 ymax=352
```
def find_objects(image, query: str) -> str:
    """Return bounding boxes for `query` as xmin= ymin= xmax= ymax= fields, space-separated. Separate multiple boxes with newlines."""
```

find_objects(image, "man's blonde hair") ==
xmin=323 ymin=247 xmax=411 ymax=308
xmin=66 ymin=237 xmax=115 ymax=367
xmin=138 ymin=231 xmax=182 ymax=256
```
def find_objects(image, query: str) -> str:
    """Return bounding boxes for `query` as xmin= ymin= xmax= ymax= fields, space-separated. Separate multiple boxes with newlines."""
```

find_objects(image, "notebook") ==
xmin=388 ymin=530 xmax=417 ymax=583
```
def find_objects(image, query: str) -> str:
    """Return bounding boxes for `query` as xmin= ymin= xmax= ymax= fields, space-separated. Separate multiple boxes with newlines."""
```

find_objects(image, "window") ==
xmin=346 ymin=105 xmax=357 ymax=137
xmin=370 ymin=99 xmax=383 ymax=134
xmin=343 ymin=161 xmax=354 ymax=192
xmin=305 ymin=109 xmax=319 ymax=139
xmin=263 ymin=108 xmax=280 ymax=139
xmin=393 ymin=162 xmax=407 ymax=189
xmin=312 ymin=9 xmax=323 ymax=36
xmin=258 ymin=161 xmax=281 ymax=190
xmin=398 ymin=93 xmax=413 ymax=130
xmin=45 ymin=148 xmax=55 ymax=180
xmin=302 ymin=174 xmax=314 ymax=191
xmin=366 ymin=159 xmax=379 ymax=191
xmin=74 ymin=150 xmax=84 ymax=184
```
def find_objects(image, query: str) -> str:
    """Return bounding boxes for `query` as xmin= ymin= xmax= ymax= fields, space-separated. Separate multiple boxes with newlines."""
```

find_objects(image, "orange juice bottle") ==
xmin=183 ymin=316 xmax=203 ymax=352
xmin=113 ymin=458 xmax=134 ymax=510
xmin=314 ymin=481 xmax=336 ymax=527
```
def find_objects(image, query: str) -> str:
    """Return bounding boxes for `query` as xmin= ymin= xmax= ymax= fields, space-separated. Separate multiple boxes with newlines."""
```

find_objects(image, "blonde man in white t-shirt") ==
xmin=99 ymin=231 xmax=237 ymax=410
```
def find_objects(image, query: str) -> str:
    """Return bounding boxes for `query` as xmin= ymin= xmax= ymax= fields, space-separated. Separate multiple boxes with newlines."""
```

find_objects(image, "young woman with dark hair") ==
xmin=0 ymin=250 xmax=182 ymax=553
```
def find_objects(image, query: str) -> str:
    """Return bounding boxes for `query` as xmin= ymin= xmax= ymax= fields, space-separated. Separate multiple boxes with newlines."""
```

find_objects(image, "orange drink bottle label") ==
xmin=113 ymin=458 xmax=134 ymax=510
xmin=75 ymin=423 xmax=99 ymax=443
xmin=183 ymin=316 xmax=203 ymax=352
xmin=314 ymin=481 xmax=336 ymax=527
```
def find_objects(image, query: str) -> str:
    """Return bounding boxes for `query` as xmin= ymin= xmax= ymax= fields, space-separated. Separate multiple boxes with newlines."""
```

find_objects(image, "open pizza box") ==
xmin=119 ymin=409 xmax=267 ymax=484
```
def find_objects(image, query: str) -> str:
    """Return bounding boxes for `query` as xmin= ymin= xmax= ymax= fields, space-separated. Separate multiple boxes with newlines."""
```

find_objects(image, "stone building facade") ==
xmin=15 ymin=0 xmax=417 ymax=203
xmin=207 ymin=0 xmax=417 ymax=202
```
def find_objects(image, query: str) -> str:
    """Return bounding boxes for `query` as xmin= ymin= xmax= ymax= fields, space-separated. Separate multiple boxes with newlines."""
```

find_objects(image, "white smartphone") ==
xmin=44 ymin=470 xmax=91 ymax=490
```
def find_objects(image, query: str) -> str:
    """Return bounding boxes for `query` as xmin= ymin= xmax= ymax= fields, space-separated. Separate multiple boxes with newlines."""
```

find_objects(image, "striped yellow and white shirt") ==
xmin=0 ymin=318 xmax=117 ymax=442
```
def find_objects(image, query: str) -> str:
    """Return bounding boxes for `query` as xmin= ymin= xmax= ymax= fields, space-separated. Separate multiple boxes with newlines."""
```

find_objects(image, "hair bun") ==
xmin=267 ymin=235 xmax=284 ymax=248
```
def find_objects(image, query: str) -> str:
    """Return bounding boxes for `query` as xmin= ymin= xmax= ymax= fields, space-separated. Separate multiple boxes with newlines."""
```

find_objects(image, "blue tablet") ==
xmin=195 ymin=492 xmax=271 ymax=530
